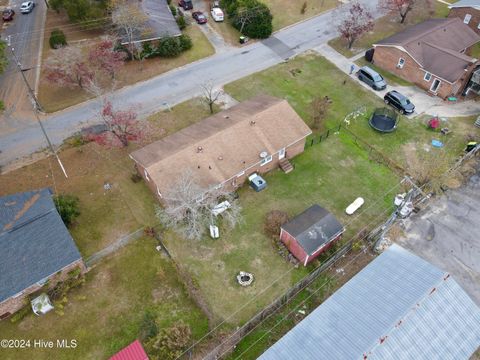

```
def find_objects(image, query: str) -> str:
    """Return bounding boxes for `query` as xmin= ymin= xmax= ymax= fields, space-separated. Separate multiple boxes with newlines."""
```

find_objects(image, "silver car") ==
xmin=20 ymin=1 xmax=35 ymax=14
xmin=357 ymin=66 xmax=387 ymax=91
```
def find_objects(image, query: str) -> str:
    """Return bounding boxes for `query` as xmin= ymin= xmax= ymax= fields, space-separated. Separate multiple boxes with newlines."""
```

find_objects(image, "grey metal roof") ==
xmin=0 ymin=189 xmax=83 ymax=303
xmin=449 ymin=0 xmax=480 ymax=9
xmin=259 ymin=244 xmax=480 ymax=360
xmin=281 ymin=205 xmax=344 ymax=255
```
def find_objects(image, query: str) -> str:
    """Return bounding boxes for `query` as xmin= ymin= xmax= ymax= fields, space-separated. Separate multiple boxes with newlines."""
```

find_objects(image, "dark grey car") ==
xmin=357 ymin=66 xmax=387 ymax=91
xmin=384 ymin=90 xmax=415 ymax=115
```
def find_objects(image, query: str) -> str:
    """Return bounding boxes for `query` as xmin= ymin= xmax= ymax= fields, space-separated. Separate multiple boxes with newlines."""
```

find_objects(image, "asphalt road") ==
xmin=0 ymin=0 xmax=380 ymax=167
xmin=396 ymin=166 xmax=480 ymax=306
xmin=0 ymin=0 xmax=46 ymax=136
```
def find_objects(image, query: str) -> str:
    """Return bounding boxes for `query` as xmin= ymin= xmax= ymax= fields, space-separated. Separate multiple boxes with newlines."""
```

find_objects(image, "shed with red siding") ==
xmin=280 ymin=205 xmax=345 ymax=266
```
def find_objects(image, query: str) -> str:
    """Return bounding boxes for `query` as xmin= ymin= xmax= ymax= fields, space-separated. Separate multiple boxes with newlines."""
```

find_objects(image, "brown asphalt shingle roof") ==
xmin=374 ymin=18 xmax=480 ymax=82
xmin=130 ymin=95 xmax=312 ymax=194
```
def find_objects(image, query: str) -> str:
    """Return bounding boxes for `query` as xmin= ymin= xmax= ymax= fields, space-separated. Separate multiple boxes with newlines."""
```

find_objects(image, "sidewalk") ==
xmin=314 ymin=43 xmax=480 ymax=118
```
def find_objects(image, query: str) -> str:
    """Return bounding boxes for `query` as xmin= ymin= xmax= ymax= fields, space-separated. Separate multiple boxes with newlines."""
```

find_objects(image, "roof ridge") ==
xmin=0 ymin=208 xmax=56 ymax=237
xmin=404 ymin=18 xmax=459 ymax=47
xmin=364 ymin=271 xmax=452 ymax=358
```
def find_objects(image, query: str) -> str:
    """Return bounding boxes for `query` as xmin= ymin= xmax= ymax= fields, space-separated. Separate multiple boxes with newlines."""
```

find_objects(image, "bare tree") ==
xmin=336 ymin=2 xmax=374 ymax=49
xmin=112 ymin=0 xmax=151 ymax=59
xmin=378 ymin=0 xmax=431 ymax=24
xmin=156 ymin=171 xmax=242 ymax=241
xmin=201 ymin=82 xmax=222 ymax=114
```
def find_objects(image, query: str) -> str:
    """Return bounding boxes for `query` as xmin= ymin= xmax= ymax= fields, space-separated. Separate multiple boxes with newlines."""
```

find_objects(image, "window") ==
xmin=424 ymin=72 xmax=432 ymax=81
xmin=397 ymin=58 xmax=405 ymax=68
xmin=477 ymin=22 xmax=480 ymax=29
xmin=464 ymin=14 xmax=472 ymax=24
xmin=144 ymin=169 xmax=150 ymax=181
xmin=260 ymin=155 xmax=272 ymax=166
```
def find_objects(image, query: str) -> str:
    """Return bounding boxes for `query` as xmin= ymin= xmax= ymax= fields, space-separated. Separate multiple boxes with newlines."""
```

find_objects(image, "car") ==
xmin=211 ymin=7 xmax=224 ymax=22
xmin=178 ymin=0 xmax=193 ymax=10
xmin=356 ymin=66 xmax=387 ymax=91
xmin=192 ymin=11 xmax=207 ymax=24
xmin=20 ymin=1 xmax=35 ymax=14
xmin=383 ymin=90 xmax=415 ymax=115
xmin=2 ymin=8 xmax=15 ymax=21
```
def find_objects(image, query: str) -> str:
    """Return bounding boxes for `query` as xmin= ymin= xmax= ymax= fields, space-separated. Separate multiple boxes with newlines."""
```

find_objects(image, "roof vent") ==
xmin=197 ymin=146 xmax=203 ymax=153
xmin=259 ymin=151 xmax=268 ymax=159
xmin=224 ymin=115 xmax=230 ymax=119
xmin=218 ymin=156 xmax=223 ymax=160
xmin=250 ymin=120 xmax=256 ymax=126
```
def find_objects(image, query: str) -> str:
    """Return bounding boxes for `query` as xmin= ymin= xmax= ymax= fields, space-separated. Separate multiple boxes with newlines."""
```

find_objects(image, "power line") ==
xmin=9 ymin=46 xmax=68 ymax=178
xmin=176 ymin=178 xmax=406 ymax=359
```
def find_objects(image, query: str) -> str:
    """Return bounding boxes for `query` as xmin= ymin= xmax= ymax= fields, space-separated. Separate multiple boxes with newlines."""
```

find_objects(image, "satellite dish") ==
xmin=259 ymin=151 xmax=268 ymax=158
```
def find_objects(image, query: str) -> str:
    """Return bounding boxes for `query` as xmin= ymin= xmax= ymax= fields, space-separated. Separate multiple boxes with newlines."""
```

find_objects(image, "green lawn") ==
xmin=0 ymin=237 xmax=209 ymax=360
xmin=328 ymin=0 xmax=451 ymax=58
xmin=471 ymin=43 xmax=480 ymax=59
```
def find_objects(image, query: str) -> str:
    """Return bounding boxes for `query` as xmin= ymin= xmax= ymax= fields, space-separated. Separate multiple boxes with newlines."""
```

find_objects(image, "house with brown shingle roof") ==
xmin=129 ymin=95 xmax=312 ymax=201
xmin=448 ymin=0 xmax=480 ymax=35
xmin=372 ymin=18 xmax=480 ymax=98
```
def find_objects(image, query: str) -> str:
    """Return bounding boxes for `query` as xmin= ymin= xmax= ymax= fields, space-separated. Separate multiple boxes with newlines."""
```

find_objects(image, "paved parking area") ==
xmin=396 ymin=164 xmax=480 ymax=306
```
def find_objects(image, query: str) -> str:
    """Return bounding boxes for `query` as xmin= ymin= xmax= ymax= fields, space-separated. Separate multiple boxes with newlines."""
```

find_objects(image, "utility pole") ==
xmin=10 ymin=46 xmax=68 ymax=178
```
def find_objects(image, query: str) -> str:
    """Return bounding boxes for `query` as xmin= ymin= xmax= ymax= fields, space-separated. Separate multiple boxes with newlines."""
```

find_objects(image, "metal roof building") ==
xmin=259 ymin=244 xmax=480 ymax=360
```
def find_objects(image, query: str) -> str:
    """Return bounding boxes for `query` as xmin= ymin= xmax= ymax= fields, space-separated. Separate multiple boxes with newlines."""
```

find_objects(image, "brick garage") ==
xmin=130 ymin=95 xmax=312 ymax=203
xmin=0 ymin=189 xmax=86 ymax=319
xmin=373 ymin=18 xmax=480 ymax=99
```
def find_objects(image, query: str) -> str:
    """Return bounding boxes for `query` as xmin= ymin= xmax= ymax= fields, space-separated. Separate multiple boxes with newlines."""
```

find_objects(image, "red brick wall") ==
xmin=373 ymin=46 xmax=463 ymax=98
xmin=0 ymin=259 xmax=87 ymax=319
xmin=448 ymin=8 xmax=480 ymax=35
xmin=280 ymin=229 xmax=307 ymax=264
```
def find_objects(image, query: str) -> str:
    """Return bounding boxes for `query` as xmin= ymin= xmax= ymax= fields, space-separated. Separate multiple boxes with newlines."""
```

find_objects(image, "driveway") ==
xmin=395 ymin=164 xmax=480 ymax=306
xmin=0 ymin=0 xmax=46 ymax=134
xmin=315 ymin=43 xmax=480 ymax=118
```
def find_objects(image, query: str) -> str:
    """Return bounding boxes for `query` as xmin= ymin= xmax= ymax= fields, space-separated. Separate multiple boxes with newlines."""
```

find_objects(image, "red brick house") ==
xmin=129 ymin=95 xmax=312 ymax=202
xmin=448 ymin=0 xmax=480 ymax=34
xmin=372 ymin=18 xmax=480 ymax=99
xmin=0 ymin=189 xmax=86 ymax=319
xmin=280 ymin=205 xmax=345 ymax=266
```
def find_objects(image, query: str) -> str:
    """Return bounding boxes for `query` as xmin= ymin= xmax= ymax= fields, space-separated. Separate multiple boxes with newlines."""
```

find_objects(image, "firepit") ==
xmin=236 ymin=271 xmax=254 ymax=286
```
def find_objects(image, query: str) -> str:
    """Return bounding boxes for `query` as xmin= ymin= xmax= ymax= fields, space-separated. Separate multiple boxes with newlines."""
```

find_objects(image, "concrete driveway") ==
xmin=315 ymin=43 xmax=480 ymax=118
xmin=395 ymin=164 xmax=480 ymax=306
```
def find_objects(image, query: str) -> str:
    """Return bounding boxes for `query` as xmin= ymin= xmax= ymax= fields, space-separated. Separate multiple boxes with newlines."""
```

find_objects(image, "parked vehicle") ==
xmin=211 ymin=7 xmax=224 ymax=22
xmin=2 ymin=8 xmax=15 ymax=21
xmin=20 ymin=1 xmax=35 ymax=14
xmin=383 ymin=90 xmax=415 ymax=114
xmin=357 ymin=66 xmax=387 ymax=91
xmin=192 ymin=11 xmax=207 ymax=24
xmin=178 ymin=0 xmax=193 ymax=10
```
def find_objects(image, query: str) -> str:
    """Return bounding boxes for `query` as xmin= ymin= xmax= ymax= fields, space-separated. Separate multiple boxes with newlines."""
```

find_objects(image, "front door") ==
xmin=279 ymin=148 xmax=286 ymax=160
xmin=430 ymin=79 xmax=441 ymax=93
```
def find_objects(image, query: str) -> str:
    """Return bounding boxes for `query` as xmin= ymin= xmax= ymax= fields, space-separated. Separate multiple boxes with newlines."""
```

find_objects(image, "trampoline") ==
xmin=369 ymin=108 xmax=398 ymax=133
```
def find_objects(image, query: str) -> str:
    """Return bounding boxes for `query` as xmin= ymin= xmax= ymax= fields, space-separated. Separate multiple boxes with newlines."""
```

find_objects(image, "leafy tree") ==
xmin=54 ymin=194 xmax=81 ymax=227
xmin=0 ymin=40 xmax=7 ymax=74
xmin=49 ymin=29 xmax=67 ymax=49
xmin=337 ymin=2 xmax=374 ymax=49
xmin=50 ymin=0 xmax=106 ymax=22
xmin=44 ymin=45 xmax=95 ymax=89
xmin=225 ymin=0 xmax=273 ymax=38
xmin=87 ymin=99 xmax=143 ymax=147
xmin=88 ymin=38 xmax=127 ymax=79
xmin=157 ymin=37 xmax=183 ymax=57
xmin=176 ymin=15 xmax=186 ymax=30
xmin=179 ymin=34 xmax=192 ymax=51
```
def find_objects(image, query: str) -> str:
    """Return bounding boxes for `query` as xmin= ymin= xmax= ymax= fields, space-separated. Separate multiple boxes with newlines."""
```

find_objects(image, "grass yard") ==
xmin=471 ymin=43 xmax=480 ymax=59
xmin=263 ymin=0 xmax=339 ymax=31
xmin=163 ymin=132 xmax=399 ymax=326
xmin=0 ymin=98 xmax=216 ymax=257
xmin=38 ymin=22 xmax=214 ymax=112
xmin=0 ymin=237 xmax=209 ymax=360
xmin=328 ymin=1 xmax=451 ymax=58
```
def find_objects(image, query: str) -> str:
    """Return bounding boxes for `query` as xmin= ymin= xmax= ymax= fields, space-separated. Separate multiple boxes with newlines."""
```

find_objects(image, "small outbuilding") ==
xmin=280 ymin=205 xmax=345 ymax=266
